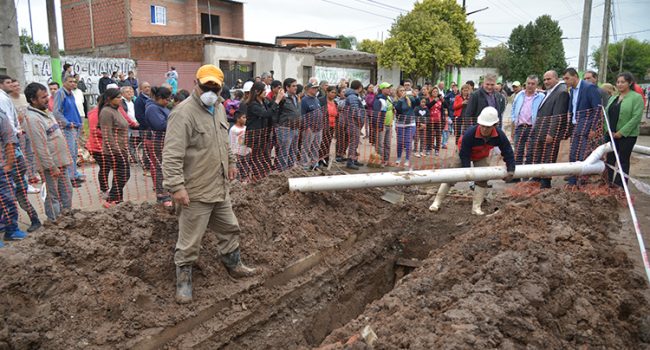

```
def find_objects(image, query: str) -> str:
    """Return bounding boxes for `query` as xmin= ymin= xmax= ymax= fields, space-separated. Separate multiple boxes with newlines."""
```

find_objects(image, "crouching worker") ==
xmin=429 ymin=107 xmax=516 ymax=215
xmin=162 ymin=65 xmax=257 ymax=304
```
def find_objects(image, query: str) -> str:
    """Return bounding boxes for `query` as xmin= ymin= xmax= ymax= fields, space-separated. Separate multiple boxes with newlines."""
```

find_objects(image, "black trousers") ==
xmin=606 ymin=136 xmax=637 ymax=187
xmin=107 ymin=152 xmax=131 ymax=202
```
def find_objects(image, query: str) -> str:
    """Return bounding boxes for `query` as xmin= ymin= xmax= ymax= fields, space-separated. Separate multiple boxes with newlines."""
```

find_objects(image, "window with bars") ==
xmin=150 ymin=5 xmax=167 ymax=25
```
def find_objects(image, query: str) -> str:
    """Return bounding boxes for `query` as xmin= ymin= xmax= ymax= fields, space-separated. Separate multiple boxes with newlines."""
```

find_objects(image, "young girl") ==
xmin=393 ymin=86 xmax=416 ymax=168
xmin=413 ymin=98 xmax=429 ymax=157
xmin=428 ymin=86 xmax=444 ymax=156
xmin=229 ymin=111 xmax=251 ymax=180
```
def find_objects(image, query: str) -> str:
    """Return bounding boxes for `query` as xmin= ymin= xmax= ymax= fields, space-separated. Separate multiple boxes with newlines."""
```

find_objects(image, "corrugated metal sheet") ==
xmin=136 ymin=61 xmax=201 ymax=92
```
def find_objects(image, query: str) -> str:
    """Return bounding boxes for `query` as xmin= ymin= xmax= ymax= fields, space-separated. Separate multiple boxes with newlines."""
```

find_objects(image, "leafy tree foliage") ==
xmin=20 ymin=29 xmax=50 ymax=55
xmin=378 ymin=0 xmax=479 ymax=81
xmin=592 ymin=38 xmax=650 ymax=84
xmin=477 ymin=44 xmax=510 ymax=78
xmin=337 ymin=35 xmax=358 ymax=50
xmin=507 ymin=15 xmax=567 ymax=82
xmin=357 ymin=39 xmax=383 ymax=54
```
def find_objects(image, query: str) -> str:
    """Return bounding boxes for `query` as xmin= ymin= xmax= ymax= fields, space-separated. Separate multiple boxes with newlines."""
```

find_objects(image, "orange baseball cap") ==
xmin=196 ymin=64 xmax=224 ymax=85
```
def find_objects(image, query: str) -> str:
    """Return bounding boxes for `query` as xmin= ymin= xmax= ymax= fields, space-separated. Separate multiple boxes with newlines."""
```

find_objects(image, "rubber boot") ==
xmin=175 ymin=265 xmax=193 ymax=304
xmin=222 ymin=248 xmax=257 ymax=279
xmin=429 ymin=183 xmax=450 ymax=212
xmin=472 ymin=186 xmax=487 ymax=216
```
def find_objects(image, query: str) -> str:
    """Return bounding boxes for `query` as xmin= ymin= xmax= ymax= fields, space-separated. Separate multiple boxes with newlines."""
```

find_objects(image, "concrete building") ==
xmin=61 ymin=0 xmax=244 ymax=56
xmin=275 ymin=31 xmax=338 ymax=48
xmin=0 ymin=0 xmax=25 ymax=82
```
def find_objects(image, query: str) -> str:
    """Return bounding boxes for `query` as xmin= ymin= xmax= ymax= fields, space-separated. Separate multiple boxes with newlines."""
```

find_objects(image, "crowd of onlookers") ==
xmin=0 ymin=64 xmax=646 ymax=247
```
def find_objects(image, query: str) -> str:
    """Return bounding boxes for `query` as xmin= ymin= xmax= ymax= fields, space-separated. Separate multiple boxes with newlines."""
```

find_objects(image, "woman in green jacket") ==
xmin=605 ymin=72 xmax=644 ymax=187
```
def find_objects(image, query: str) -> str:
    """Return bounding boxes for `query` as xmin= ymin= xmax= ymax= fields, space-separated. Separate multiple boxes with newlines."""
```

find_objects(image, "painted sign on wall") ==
xmin=315 ymin=66 xmax=371 ymax=87
xmin=23 ymin=54 xmax=136 ymax=104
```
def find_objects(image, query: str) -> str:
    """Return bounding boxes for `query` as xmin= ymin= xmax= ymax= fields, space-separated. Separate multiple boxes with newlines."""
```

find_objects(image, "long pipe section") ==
xmin=288 ymin=143 xmax=624 ymax=193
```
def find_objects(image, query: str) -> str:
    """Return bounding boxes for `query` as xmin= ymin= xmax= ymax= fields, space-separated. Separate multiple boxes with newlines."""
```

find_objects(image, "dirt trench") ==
xmin=1 ymin=172 xmax=649 ymax=350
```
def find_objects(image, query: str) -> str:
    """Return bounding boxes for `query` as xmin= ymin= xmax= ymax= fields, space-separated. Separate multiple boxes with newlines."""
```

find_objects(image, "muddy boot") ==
xmin=175 ymin=265 xmax=193 ymax=304
xmin=429 ymin=183 xmax=450 ymax=212
xmin=222 ymin=248 xmax=257 ymax=279
xmin=472 ymin=186 xmax=487 ymax=216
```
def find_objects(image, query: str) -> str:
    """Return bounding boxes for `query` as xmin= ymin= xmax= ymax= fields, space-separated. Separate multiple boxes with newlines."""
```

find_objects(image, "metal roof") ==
xmin=275 ymin=30 xmax=338 ymax=40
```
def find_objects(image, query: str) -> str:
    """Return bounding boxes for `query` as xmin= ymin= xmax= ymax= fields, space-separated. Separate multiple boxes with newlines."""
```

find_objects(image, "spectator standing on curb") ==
xmin=0 ymin=108 xmax=27 ymax=248
xmin=163 ymin=64 xmax=258 ymax=304
xmin=144 ymin=86 xmax=172 ymax=206
xmin=510 ymin=75 xmax=544 ymax=170
xmin=52 ymin=74 xmax=86 ymax=187
xmin=300 ymin=81 xmax=323 ymax=170
xmin=372 ymin=82 xmax=393 ymax=166
xmin=23 ymin=82 xmax=73 ymax=223
xmin=343 ymin=80 xmax=365 ymax=170
xmin=98 ymin=88 xmax=131 ymax=207
xmin=604 ymin=72 xmax=644 ymax=188
xmin=563 ymin=68 xmax=602 ymax=187
xmin=246 ymin=82 xmax=282 ymax=178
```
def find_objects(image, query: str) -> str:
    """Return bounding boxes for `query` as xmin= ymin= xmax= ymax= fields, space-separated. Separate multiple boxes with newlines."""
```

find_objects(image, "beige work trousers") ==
xmin=174 ymin=199 xmax=240 ymax=266
xmin=446 ymin=156 xmax=490 ymax=188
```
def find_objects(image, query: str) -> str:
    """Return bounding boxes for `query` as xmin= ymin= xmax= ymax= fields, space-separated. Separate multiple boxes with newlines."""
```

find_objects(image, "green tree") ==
xmin=357 ymin=39 xmax=383 ymax=54
xmin=337 ymin=35 xmax=358 ymax=50
xmin=20 ymin=29 xmax=50 ymax=55
xmin=506 ymin=15 xmax=567 ymax=82
xmin=477 ymin=44 xmax=510 ymax=78
xmin=592 ymin=38 xmax=650 ymax=84
xmin=378 ymin=0 xmax=479 ymax=81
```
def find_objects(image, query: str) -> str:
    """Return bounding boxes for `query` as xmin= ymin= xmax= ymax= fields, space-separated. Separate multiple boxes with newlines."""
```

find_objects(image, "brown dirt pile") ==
xmin=322 ymin=191 xmax=650 ymax=349
xmin=0 ymin=170 xmax=400 ymax=349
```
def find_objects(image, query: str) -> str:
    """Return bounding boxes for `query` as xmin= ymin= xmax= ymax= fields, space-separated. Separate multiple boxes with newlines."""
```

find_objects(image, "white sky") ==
xmin=14 ymin=0 xmax=650 ymax=68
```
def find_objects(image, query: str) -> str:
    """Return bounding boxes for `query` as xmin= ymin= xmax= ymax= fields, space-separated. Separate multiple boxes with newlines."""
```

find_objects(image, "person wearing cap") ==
xmin=162 ymin=64 xmax=258 ymax=304
xmin=372 ymin=82 xmax=394 ymax=166
xmin=343 ymin=80 xmax=366 ymax=170
xmin=429 ymin=107 xmax=515 ymax=215
xmin=511 ymin=81 xmax=522 ymax=97
xmin=300 ymin=80 xmax=324 ymax=170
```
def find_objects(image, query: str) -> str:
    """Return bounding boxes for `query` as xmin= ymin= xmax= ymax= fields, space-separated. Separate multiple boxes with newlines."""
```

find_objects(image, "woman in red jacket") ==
xmin=85 ymin=106 xmax=110 ymax=197
xmin=453 ymin=84 xmax=471 ymax=138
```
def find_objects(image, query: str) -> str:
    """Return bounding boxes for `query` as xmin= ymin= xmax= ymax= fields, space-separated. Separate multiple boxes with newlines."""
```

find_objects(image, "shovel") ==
xmin=381 ymin=189 xmax=404 ymax=204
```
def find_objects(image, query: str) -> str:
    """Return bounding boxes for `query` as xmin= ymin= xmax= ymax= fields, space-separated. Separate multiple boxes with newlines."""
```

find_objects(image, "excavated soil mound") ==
xmin=322 ymin=191 xmax=650 ymax=349
xmin=0 ymin=170 xmax=407 ymax=349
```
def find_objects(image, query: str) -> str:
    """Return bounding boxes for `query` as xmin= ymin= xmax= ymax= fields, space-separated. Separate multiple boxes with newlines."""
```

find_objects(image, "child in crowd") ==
xmin=224 ymin=90 xmax=244 ymax=127
xmin=229 ymin=111 xmax=251 ymax=180
xmin=413 ymin=98 xmax=429 ymax=157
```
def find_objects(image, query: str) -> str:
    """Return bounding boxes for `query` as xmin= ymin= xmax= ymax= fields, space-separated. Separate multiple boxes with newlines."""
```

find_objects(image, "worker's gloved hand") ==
xmin=503 ymin=172 xmax=515 ymax=182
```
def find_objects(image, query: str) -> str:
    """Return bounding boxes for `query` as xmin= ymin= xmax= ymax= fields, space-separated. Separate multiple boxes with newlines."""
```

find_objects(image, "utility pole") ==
xmin=577 ymin=0 xmax=593 ymax=72
xmin=598 ymin=0 xmax=612 ymax=84
xmin=618 ymin=39 xmax=625 ymax=74
xmin=46 ymin=0 xmax=62 ymax=85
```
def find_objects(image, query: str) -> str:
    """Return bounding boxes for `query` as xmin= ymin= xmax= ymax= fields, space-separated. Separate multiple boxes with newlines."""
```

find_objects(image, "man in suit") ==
xmin=528 ymin=70 xmax=570 ymax=188
xmin=563 ymin=67 xmax=603 ymax=186
xmin=462 ymin=73 xmax=503 ymax=132
xmin=584 ymin=70 xmax=610 ymax=108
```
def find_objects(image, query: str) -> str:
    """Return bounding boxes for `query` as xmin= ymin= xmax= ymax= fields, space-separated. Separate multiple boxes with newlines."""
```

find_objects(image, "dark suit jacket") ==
xmin=462 ymin=88 xmax=503 ymax=125
xmin=537 ymin=82 xmax=570 ymax=139
xmin=569 ymin=80 xmax=602 ymax=134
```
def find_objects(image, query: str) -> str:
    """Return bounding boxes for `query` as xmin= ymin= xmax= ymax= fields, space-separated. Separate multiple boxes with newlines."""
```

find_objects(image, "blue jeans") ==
xmin=442 ymin=130 xmax=449 ymax=147
xmin=396 ymin=125 xmax=415 ymax=161
xmin=11 ymin=155 xmax=39 ymax=223
xmin=0 ymin=168 xmax=19 ymax=233
xmin=301 ymin=128 xmax=322 ymax=168
xmin=18 ymin=132 xmax=36 ymax=179
xmin=568 ymin=123 xmax=591 ymax=185
xmin=275 ymin=126 xmax=299 ymax=171
xmin=64 ymin=127 xmax=82 ymax=180
xmin=514 ymin=124 xmax=533 ymax=165
xmin=42 ymin=167 xmax=73 ymax=221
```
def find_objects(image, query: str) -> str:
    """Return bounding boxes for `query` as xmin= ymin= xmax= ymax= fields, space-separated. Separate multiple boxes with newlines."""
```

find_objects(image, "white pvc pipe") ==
xmin=633 ymin=144 xmax=650 ymax=156
xmin=288 ymin=142 xmax=633 ymax=193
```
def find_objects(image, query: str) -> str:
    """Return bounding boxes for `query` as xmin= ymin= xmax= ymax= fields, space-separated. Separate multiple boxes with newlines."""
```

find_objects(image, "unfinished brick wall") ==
xmin=61 ymin=0 xmax=128 ymax=51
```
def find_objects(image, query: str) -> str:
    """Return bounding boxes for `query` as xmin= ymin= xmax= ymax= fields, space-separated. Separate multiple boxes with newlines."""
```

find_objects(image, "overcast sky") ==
xmin=14 ymin=0 xmax=650 ymax=68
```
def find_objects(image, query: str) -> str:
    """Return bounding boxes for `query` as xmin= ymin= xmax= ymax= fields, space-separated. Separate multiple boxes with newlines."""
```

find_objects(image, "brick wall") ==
xmin=61 ymin=0 xmax=128 ymax=50
xmin=129 ymin=35 xmax=205 ymax=62
xmin=196 ymin=0 xmax=243 ymax=38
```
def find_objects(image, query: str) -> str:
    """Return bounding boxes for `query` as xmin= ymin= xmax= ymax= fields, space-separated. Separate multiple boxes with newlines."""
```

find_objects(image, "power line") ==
xmin=365 ymin=0 xmax=408 ymax=12
xmin=320 ymin=0 xmax=395 ymax=20
xmin=479 ymin=28 xmax=650 ymax=40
